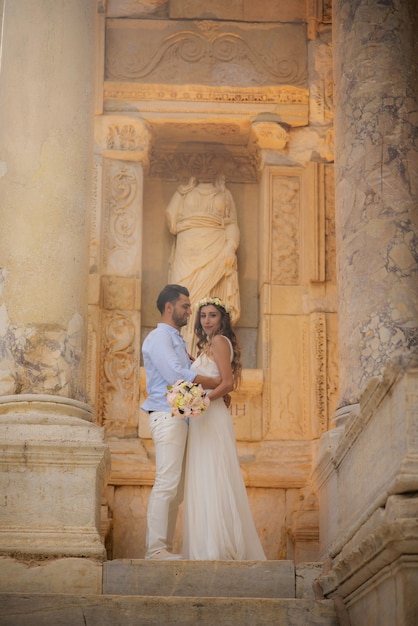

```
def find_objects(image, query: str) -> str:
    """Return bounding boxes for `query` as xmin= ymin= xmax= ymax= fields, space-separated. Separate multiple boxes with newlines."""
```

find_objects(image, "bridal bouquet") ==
xmin=166 ymin=380 xmax=210 ymax=418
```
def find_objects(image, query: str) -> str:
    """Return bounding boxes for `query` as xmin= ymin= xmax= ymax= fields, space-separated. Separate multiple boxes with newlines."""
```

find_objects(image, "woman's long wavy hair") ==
xmin=194 ymin=302 xmax=242 ymax=389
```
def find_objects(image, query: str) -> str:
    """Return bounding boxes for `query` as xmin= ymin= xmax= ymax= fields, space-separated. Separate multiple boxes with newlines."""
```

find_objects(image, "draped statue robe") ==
xmin=166 ymin=176 xmax=240 ymax=353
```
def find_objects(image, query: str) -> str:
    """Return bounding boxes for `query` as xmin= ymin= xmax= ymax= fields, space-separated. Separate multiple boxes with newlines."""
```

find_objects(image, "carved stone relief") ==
xmin=309 ymin=28 xmax=333 ymax=127
xmin=326 ymin=313 xmax=339 ymax=427
xmin=89 ymin=121 xmax=146 ymax=435
xmin=102 ymin=160 xmax=142 ymax=275
xmin=99 ymin=310 xmax=140 ymax=437
xmin=259 ymin=165 xmax=332 ymax=441
xmin=104 ymin=166 xmax=138 ymax=251
xmin=271 ymin=175 xmax=301 ymax=285
xmin=148 ymin=145 xmax=259 ymax=183
xmin=105 ymin=20 xmax=307 ymax=88
xmin=104 ymin=83 xmax=309 ymax=115
xmin=310 ymin=312 xmax=328 ymax=436
xmin=249 ymin=122 xmax=289 ymax=152
xmin=324 ymin=164 xmax=336 ymax=284
xmin=301 ymin=312 xmax=330 ymax=438
xmin=103 ymin=19 xmax=309 ymax=125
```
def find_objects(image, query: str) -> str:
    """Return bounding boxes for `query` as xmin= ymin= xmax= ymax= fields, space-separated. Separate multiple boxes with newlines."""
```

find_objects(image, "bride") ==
xmin=182 ymin=296 xmax=266 ymax=560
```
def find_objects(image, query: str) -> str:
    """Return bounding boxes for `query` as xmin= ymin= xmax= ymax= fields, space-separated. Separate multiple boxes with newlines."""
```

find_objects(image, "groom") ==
xmin=141 ymin=284 xmax=220 ymax=560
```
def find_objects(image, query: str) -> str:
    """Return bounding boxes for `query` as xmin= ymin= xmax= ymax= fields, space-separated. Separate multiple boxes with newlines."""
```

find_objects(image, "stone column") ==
xmin=312 ymin=4 xmax=418 ymax=620
xmin=0 ymin=0 xmax=94 ymax=399
xmin=0 ymin=0 xmax=110 ymax=565
xmin=334 ymin=0 xmax=418 ymax=411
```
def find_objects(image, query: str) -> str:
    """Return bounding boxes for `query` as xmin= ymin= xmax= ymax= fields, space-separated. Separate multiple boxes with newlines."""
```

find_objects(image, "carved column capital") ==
xmin=95 ymin=115 xmax=153 ymax=169
xmin=248 ymin=121 xmax=289 ymax=152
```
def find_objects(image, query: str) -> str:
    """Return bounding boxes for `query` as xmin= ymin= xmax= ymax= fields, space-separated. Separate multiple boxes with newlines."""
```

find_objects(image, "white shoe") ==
xmin=148 ymin=549 xmax=182 ymax=560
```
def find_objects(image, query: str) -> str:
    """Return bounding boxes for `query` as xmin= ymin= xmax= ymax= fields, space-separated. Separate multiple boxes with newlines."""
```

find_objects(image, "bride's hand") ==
xmin=223 ymin=394 xmax=232 ymax=409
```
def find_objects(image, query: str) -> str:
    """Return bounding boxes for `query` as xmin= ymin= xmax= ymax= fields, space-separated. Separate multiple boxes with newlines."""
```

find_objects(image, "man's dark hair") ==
xmin=156 ymin=284 xmax=189 ymax=314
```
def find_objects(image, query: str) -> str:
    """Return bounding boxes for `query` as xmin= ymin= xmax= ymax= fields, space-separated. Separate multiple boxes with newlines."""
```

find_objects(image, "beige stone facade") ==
xmin=0 ymin=1 xmax=417 ymax=624
xmin=88 ymin=0 xmax=337 ymax=564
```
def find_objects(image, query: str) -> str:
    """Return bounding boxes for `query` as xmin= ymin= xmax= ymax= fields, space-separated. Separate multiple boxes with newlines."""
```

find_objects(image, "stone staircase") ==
xmin=0 ymin=560 xmax=338 ymax=625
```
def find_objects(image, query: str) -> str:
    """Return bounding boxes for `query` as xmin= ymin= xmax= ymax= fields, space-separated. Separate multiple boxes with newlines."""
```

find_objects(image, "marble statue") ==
xmin=166 ymin=175 xmax=240 ymax=352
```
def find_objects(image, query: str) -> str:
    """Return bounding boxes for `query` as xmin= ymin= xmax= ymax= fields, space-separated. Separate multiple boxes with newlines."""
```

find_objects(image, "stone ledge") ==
xmin=103 ymin=559 xmax=295 ymax=598
xmin=0 ymin=557 xmax=103 ymax=595
xmin=0 ymin=594 xmax=338 ymax=626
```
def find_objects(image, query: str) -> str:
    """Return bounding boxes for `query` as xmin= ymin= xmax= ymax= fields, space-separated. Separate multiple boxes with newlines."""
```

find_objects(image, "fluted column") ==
xmin=0 ymin=0 xmax=94 ymax=400
xmin=334 ymin=0 xmax=418 ymax=410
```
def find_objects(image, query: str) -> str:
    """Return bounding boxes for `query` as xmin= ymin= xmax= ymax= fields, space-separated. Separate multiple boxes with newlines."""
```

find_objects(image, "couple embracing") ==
xmin=141 ymin=284 xmax=266 ymax=561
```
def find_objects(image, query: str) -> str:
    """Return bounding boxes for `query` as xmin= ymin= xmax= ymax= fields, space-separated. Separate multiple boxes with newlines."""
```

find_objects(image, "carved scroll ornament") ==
xmin=105 ymin=20 xmax=307 ymax=88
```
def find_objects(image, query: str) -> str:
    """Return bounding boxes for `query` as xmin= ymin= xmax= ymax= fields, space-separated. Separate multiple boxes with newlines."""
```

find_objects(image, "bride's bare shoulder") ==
xmin=212 ymin=334 xmax=229 ymax=345
xmin=211 ymin=334 xmax=232 ymax=354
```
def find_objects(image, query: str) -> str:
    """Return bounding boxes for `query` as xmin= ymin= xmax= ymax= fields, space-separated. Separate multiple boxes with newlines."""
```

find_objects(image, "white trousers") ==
xmin=145 ymin=411 xmax=188 ymax=558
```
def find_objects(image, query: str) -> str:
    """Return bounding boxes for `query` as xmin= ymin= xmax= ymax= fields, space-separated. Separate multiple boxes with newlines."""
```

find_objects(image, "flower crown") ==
xmin=196 ymin=296 xmax=232 ymax=314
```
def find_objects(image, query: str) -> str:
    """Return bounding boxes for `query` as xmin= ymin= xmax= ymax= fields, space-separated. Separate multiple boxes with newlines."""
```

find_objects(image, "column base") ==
xmin=0 ymin=529 xmax=107 ymax=559
xmin=0 ymin=396 xmax=110 ymax=560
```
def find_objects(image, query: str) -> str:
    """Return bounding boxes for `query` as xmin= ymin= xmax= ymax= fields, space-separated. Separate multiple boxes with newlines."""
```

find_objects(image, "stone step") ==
xmin=103 ymin=559 xmax=296 ymax=598
xmin=0 ymin=593 xmax=339 ymax=626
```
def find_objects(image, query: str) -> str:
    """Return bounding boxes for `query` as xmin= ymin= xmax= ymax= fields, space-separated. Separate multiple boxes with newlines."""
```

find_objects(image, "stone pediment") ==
xmin=104 ymin=19 xmax=308 ymax=128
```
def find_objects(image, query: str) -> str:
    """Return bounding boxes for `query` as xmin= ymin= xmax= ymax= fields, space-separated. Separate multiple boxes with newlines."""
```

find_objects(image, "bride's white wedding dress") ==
xmin=183 ymin=338 xmax=266 ymax=560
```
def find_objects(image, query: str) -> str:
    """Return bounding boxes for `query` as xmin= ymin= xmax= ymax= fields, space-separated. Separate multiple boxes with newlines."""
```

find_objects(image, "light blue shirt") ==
xmin=141 ymin=323 xmax=197 ymax=412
